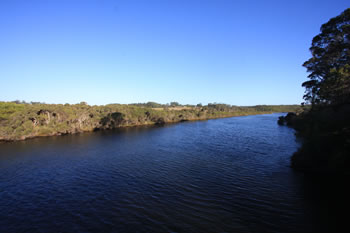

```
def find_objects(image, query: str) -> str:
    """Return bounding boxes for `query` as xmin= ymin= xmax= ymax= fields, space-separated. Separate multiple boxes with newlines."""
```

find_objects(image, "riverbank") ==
xmin=278 ymin=104 xmax=350 ymax=174
xmin=0 ymin=102 xmax=301 ymax=142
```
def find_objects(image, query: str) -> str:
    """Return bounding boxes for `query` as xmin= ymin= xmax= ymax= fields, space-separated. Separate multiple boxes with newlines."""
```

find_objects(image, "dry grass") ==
xmin=152 ymin=106 xmax=195 ymax=111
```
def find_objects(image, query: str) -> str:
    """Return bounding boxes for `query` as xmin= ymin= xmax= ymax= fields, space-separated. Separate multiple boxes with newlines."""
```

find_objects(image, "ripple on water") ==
xmin=0 ymin=114 xmax=335 ymax=233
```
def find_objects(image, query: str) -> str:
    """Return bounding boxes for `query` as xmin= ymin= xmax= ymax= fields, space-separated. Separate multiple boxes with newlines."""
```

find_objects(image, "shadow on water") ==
xmin=296 ymin=172 xmax=350 ymax=233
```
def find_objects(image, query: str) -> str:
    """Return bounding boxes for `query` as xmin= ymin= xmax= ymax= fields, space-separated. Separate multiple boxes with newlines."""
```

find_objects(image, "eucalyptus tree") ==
xmin=302 ymin=8 xmax=350 ymax=106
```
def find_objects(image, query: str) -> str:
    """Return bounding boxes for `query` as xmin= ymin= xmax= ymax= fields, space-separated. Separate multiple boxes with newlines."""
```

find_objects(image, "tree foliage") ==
xmin=0 ymin=101 xmax=301 ymax=141
xmin=284 ymin=8 xmax=350 ymax=173
xmin=302 ymin=8 xmax=350 ymax=106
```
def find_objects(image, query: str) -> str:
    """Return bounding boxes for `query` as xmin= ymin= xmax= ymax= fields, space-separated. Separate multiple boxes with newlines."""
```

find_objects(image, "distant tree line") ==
xmin=0 ymin=100 xmax=301 ymax=141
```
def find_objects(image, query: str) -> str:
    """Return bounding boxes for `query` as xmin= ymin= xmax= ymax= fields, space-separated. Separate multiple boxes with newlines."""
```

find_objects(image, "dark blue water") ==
xmin=0 ymin=113 xmax=347 ymax=233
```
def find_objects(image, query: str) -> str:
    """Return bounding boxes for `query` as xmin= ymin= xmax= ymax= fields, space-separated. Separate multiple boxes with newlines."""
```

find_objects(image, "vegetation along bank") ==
xmin=0 ymin=101 xmax=300 ymax=141
xmin=278 ymin=8 xmax=350 ymax=174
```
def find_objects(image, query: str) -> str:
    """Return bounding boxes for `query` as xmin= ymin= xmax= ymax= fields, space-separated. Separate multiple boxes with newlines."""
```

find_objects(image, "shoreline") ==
xmin=0 ymin=112 xmax=277 ymax=142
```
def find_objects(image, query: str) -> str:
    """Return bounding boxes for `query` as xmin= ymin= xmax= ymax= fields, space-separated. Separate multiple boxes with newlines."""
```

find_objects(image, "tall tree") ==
xmin=302 ymin=8 xmax=350 ymax=106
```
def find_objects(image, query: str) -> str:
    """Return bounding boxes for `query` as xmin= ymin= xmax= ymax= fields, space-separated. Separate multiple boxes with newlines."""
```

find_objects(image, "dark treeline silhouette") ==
xmin=279 ymin=8 xmax=350 ymax=173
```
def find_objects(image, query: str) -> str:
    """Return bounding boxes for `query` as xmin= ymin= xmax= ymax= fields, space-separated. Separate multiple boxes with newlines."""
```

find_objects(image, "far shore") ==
xmin=0 ymin=102 xmax=301 ymax=142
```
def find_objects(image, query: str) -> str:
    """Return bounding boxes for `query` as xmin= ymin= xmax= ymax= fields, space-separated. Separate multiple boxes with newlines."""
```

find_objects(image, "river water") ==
xmin=0 ymin=113 xmax=347 ymax=233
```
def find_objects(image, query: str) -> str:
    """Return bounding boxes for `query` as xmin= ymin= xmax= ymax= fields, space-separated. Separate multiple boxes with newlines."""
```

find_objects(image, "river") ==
xmin=0 ymin=113 xmax=347 ymax=232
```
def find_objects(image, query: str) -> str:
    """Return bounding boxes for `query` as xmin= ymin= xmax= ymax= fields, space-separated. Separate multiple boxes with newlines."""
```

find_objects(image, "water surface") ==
xmin=0 ymin=113 xmax=346 ymax=232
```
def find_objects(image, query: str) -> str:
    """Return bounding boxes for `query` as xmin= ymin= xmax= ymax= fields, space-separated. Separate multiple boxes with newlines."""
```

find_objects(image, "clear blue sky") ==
xmin=0 ymin=0 xmax=349 ymax=105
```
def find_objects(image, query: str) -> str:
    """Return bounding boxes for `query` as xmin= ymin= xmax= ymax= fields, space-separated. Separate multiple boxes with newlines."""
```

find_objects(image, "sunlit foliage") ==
xmin=0 ymin=101 xmax=300 ymax=141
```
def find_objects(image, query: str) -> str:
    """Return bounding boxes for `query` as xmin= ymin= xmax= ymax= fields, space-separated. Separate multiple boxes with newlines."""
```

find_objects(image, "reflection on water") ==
xmin=0 ymin=113 xmax=347 ymax=233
